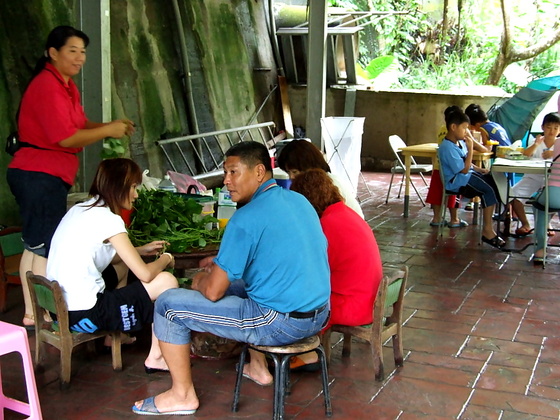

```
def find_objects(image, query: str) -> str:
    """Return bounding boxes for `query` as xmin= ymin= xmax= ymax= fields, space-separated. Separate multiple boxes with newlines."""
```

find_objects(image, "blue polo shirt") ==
xmin=214 ymin=179 xmax=330 ymax=313
xmin=438 ymin=138 xmax=473 ymax=192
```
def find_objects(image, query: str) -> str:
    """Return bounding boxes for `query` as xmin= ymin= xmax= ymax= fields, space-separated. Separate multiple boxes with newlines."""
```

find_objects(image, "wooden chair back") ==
xmin=26 ymin=271 xmax=122 ymax=389
xmin=322 ymin=265 xmax=408 ymax=381
xmin=0 ymin=226 xmax=24 ymax=312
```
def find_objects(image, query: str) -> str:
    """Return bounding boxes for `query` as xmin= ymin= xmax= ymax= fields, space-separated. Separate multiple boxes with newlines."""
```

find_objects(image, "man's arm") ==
xmin=191 ymin=263 xmax=231 ymax=301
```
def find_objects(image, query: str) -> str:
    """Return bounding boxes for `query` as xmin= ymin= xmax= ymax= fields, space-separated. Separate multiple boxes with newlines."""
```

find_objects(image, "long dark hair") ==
xmin=89 ymin=158 xmax=142 ymax=214
xmin=31 ymin=25 xmax=90 ymax=79
xmin=277 ymin=139 xmax=331 ymax=173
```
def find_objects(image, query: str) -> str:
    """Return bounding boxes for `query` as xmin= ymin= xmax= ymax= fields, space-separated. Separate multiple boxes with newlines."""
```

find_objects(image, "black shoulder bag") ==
xmin=5 ymin=132 xmax=20 ymax=156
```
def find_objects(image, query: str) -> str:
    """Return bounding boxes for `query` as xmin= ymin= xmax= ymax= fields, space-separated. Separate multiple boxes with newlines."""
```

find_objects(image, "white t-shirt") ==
xmin=46 ymin=197 xmax=127 ymax=311
xmin=511 ymin=140 xmax=553 ymax=198
xmin=328 ymin=172 xmax=365 ymax=219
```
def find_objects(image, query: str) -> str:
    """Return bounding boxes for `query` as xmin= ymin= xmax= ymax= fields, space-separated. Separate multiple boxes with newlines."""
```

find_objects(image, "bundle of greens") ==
xmin=128 ymin=189 xmax=222 ymax=253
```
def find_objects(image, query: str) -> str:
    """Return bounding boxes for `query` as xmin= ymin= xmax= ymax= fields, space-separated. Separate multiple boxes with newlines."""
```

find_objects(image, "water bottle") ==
xmin=217 ymin=186 xmax=236 ymax=228
xmin=158 ymin=175 xmax=176 ymax=192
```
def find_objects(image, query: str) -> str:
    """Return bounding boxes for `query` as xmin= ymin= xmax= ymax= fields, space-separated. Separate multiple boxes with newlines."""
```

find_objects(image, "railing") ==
xmin=156 ymin=122 xmax=276 ymax=176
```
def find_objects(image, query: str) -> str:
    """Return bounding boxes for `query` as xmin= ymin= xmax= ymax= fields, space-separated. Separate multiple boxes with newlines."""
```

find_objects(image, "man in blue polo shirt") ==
xmin=133 ymin=141 xmax=330 ymax=416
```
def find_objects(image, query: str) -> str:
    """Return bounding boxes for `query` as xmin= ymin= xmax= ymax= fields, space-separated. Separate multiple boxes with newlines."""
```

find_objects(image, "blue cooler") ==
xmin=273 ymin=168 xmax=291 ymax=189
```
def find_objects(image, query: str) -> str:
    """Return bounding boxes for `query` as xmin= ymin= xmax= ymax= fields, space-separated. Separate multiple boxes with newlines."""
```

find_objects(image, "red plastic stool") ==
xmin=0 ymin=321 xmax=42 ymax=419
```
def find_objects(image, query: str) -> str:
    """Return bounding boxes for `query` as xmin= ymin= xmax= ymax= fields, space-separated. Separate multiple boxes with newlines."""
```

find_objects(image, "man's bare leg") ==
xmin=243 ymin=349 xmax=273 ymax=385
xmin=134 ymin=341 xmax=199 ymax=413
xmin=144 ymin=326 xmax=168 ymax=371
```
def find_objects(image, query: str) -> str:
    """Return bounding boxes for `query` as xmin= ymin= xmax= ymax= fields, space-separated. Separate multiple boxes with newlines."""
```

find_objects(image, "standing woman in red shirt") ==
xmin=7 ymin=26 xmax=134 ymax=328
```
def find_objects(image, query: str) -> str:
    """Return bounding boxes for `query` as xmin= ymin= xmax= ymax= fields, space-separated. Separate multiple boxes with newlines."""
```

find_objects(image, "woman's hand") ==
xmin=160 ymin=252 xmax=175 ymax=269
xmin=105 ymin=119 xmax=135 ymax=139
xmin=137 ymin=240 xmax=168 ymax=256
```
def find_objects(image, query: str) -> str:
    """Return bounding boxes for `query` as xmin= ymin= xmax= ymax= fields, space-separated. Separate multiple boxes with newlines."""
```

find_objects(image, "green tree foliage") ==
xmin=329 ymin=0 xmax=560 ymax=92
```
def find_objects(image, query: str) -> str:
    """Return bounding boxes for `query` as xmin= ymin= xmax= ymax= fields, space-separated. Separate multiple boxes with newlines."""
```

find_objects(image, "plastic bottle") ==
xmin=217 ymin=186 xmax=236 ymax=228
xmin=158 ymin=175 xmax=176 ymax=192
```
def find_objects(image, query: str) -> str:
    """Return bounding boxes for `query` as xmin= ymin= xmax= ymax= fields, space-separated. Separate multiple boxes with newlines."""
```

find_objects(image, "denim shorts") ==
xmin=154 ymin=280 xmax=329 ymax=346
xmin=7 ymin=168 xmax=70 ymax=257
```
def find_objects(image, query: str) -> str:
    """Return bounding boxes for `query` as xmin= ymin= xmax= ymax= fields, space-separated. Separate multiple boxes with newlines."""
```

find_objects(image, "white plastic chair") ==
xmin=385 ymin=135 xmax=432 ymax=205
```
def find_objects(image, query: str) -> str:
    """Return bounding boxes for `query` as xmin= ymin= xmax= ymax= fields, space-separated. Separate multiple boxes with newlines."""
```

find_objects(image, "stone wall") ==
xmin=287 ymin=85 xmax=509 ymax=170
xmin=0 ymin=0 xmax=279 ymax=225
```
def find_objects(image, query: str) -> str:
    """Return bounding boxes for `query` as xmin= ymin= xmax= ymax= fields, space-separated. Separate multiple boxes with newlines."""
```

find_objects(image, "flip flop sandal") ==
xmin=448 ymin=220 xmax=469 ymax=228
xmin=290 ymin=356 xmax=321 ymax=372
xmin=132 ymin=396 xmax=196 ymax=416
xmin=514 ymin=227 xmax=532 ymax=237
xmin=23 ymin=314 xmax=35 ymax=331
xmin=429 ymin=220 xmax=447 ymax=227
xmin=532 ymin=256 xmax=544 ymax=265
xmin=481 ymin=235 xmax=505 ymax=249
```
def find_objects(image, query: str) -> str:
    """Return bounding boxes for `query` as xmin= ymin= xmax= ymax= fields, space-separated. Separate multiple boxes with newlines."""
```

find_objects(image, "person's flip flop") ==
xmin=429 ymin=220 xmax=447 ymax=227
xmin=144 ymin=365 xmax=170 ymax=374
xmin=515 ymin=227 xmax=532 ymax=237
xmin=290 ymin=356 xmax=321 ymax=372
xmin=532 ymin=256 xmax=544 ymax=265
xmin=448 ymin=220 xmax=469 ymax=228
xmin=23 ymin=314 xmax=35 ymax=331
xmin=481 ymin=235 xmax=505 ymax=249
xmin=132 ymin=396 xmax=196 ymax=416
xmin=235 ymin=363 xmax=273 ymax=386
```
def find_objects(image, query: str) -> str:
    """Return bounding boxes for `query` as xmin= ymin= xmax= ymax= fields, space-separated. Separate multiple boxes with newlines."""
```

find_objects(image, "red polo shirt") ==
xmin=9 ymin=62 xmax=85 ymax=185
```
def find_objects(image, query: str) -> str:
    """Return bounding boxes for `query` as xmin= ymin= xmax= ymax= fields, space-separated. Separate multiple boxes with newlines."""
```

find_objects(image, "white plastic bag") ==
xmin=141 ymin=169 xmax=161 ymax=190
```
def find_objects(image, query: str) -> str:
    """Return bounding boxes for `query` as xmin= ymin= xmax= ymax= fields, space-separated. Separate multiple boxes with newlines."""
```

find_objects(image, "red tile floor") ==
xmin=2 ymin=172 xmax=560 ymax=419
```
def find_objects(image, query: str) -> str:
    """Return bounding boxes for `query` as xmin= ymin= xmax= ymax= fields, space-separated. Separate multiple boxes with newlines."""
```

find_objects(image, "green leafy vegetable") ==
xmin=128 ymin=189 xmax=222 ymax=253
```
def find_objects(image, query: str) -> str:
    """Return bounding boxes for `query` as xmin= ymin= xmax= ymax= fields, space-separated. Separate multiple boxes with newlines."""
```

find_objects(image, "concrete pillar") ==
xmin=75 ymin=0 xmax=111 ymax=191
xmin=305 ymin=0 xmax=327 ymax=149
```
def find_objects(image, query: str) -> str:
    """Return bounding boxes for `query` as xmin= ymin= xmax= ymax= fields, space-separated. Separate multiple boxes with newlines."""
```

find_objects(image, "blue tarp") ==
xmin=488 ymin=76 xmax=560 ymax=141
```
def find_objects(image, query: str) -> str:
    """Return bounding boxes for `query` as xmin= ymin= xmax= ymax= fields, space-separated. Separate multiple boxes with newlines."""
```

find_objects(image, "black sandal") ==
xmin=532 ymin=256 xmax=544 ymax=265
xmin=481 ymin=235 xmax=505 ymax=249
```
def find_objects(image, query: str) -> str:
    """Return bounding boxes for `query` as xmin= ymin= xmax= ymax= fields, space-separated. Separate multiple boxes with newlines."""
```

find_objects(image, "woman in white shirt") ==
xmin=47 ymin=158 xmax=178 ymax=373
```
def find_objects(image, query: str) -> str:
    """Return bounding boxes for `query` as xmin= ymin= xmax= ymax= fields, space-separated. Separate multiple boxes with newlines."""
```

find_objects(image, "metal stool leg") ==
xmin=232 ymin=345 xmax=249 ymax=412
xmin=270 ymin=353 xmax=283 ymax=420
xmin=315 ymin=345 xmax=333 ymax=417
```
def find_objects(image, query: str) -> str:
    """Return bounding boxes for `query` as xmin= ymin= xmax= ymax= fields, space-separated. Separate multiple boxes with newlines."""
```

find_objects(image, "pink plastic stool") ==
xmin=0 ymin=321 xmax=42 ymax=419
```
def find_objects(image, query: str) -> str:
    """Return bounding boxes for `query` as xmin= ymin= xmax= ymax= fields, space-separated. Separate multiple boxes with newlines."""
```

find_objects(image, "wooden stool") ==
xmin=232 ymin=335 xmax=332 ymax=420
xmin=0 ymin=321 xmax=43 ymax=419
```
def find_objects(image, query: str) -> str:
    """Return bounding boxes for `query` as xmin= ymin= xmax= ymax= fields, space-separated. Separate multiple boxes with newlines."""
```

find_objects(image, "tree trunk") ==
xmin=486 ymin=0 xmax=560 ymax=85
xmin=442 ymin=0 xmax=449 ymax=37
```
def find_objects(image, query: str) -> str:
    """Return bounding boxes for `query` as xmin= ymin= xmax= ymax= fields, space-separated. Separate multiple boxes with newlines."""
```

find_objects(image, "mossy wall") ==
xmin=0 ymin=0 xmax=279 ymax=225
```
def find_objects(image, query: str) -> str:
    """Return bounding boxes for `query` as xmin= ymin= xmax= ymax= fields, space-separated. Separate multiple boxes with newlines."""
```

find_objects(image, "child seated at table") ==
xmin=438 ymin=107 xmax=504 ymax=248
xmin=427 ymin=105 xmax=490 ymax=227
xmin=508 ymin=112 xmax=560 ymax=236
xmin=465 ymin=103 xmax=512 ymax=147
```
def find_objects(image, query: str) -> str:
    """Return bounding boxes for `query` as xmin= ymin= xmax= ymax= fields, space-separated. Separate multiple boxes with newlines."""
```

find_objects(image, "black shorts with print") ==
xmin=68 ymin=280 xmax=153 ymax=333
